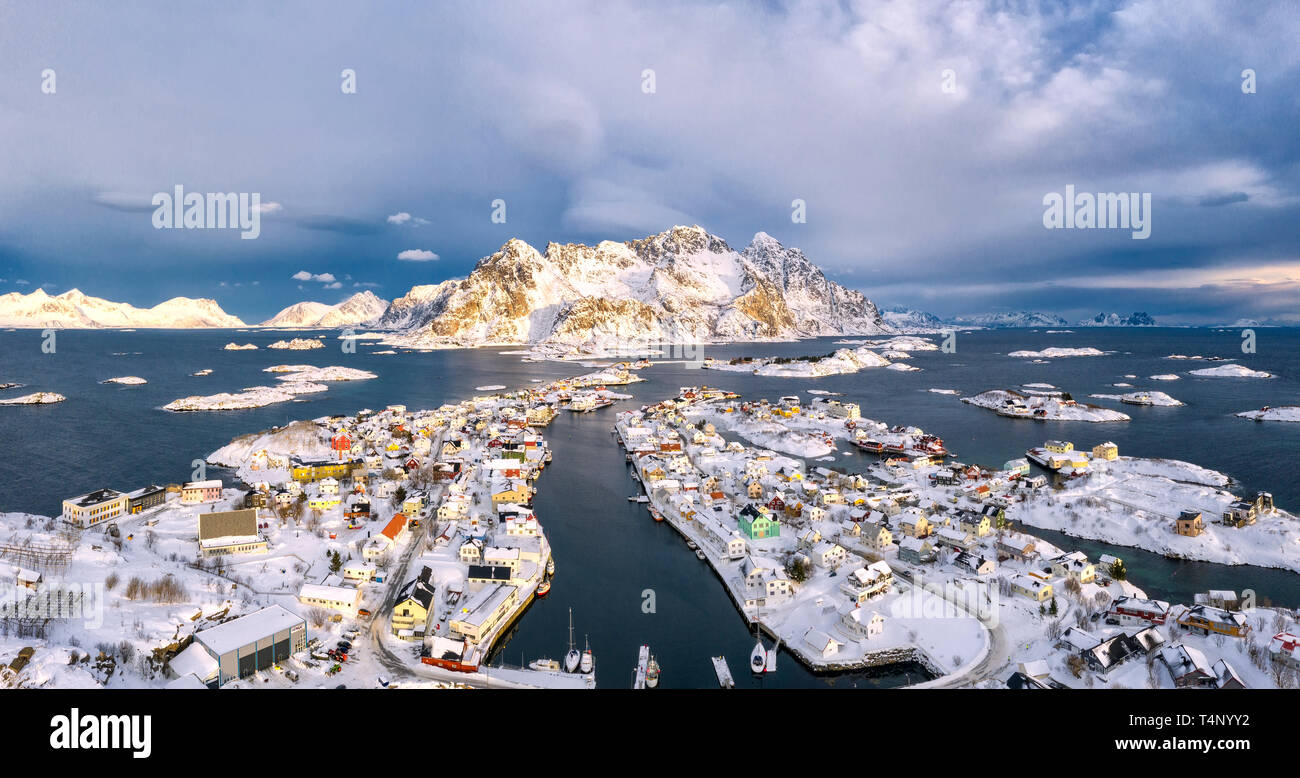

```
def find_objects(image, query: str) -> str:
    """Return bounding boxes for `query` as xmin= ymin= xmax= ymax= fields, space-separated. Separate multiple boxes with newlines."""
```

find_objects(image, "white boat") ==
xmin=529 ymin=657 xmax=561 ymax=672
xmin=546 ymin=557 xmax=555 ymax=576
xmin=646 ymin=655 xmax=660 ymax=688
xmin=711 ymin=655 xmax=734 ymax=688
xmin=750 ymin=640 xmax=767 ymax=674
xmin=564 ymin=609 xmax=581 ymax=674
xmin=580 ymin=635 xmax=594 ymax=674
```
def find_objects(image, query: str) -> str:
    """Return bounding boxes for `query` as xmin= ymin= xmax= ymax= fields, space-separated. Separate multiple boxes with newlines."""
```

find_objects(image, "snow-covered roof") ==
xmin=194 ymin=605 xmax=304 ymax=655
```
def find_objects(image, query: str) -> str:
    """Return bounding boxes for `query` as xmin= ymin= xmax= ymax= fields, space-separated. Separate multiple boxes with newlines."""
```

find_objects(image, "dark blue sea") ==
xmin=2 ymin=326 xmax=1297 ymax=688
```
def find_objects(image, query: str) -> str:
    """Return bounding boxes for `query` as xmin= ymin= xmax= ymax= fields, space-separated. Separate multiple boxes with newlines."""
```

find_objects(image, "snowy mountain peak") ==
xmin=369 ymin=227 xmax=890 ymax=347
xmin=260 ymin=291 xmax=390 ymax=328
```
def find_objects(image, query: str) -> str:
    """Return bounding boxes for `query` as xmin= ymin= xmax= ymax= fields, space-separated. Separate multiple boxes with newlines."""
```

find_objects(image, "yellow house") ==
xmin=899 ymin=511 xmax=931 ymax=538
xmin=392 ymin=592 xmax=432 ymax=637
xmin=1010 ymin=574 xmax=1053 ymax=602
xmin=1070 ymin=452 xmax=1090 ymax=470
xmin=957 ymin=513 xmax=990 ymax=537
xmin=1044 ymin=440 xmax=1073 ymax=454
xmin=1091 ymin=442 xmax=1119 ymax=461
xmin=491 ymin=484 xmax=531 ymax=508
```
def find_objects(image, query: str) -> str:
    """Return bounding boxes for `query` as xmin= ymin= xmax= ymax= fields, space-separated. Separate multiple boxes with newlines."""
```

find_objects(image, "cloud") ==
xmin=323 ymin=281 xmax=343 ymax=289
xmin=91 ymin=191 xmax=156 ymax=212
xmin=292 ymin=271 xmax=337 ymax=283
xmin=254 ymin=201 xmax=283 ymax=214
xmin=387 ymin=212 xmax=411 ymax=225
xmin=353 ymin=281 xmax=381 ymax=288
xmin=397 ymin=249 xmax=439 ymax=261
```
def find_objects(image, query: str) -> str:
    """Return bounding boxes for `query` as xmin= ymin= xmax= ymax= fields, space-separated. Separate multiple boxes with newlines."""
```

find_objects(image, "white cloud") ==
xmin=323 ymin=281 xmax=343 ymax=289
xmin=397 ymin=249 xmax=438 ymax=261
xmin=292 ymin=270 xmax=337 ymax=282
xmin=254 ymin=201 xmax=283 ymax=214
xmin=387 ymin=212 xmax=412 ymax=225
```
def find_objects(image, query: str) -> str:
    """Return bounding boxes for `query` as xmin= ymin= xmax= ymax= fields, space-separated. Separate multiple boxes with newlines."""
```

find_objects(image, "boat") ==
xmin=564 ymin=609 xmax=581 ymax=673
xmin=711 ymin=655 xmax=734 ymax=688
xmin=646 ymin=655 xmax=660 ymax=688
xmin=686 ymin=540 xmax=698 ymax=551
xmin=1120 ymin=393 xmax=1153 ymax=406
xmin=580 ymin=635 xmax=594 ymax=674
xmin=694 ymin=549 xmax=706 ymax=561
xmin=750 ymin=639 xmax=767 ymax=674
xmin=625 ymin=453 xmax=633 ymax=462
xmin=529 ymin=657 xmax=561 ymax=672
xmin=628 ymin=495 xmax=649 ymax=504
xmin=536 ymin=580 xmax=551 ymax=597
xmin=649 ymin=507 xmax=664 ymax=522
xmin=546 ymin=557 xmax=555 ymax=576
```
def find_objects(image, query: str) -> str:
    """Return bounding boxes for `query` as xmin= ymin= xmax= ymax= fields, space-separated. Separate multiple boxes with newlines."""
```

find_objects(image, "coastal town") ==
xmin=3 ymin=352 xmax=1300 ymax=691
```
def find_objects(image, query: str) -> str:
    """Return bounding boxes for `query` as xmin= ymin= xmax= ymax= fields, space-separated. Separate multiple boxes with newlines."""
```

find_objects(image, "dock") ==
xmin=633 ymin=644 xmax=649 ymax=689
xmin=711 ymin=655 xmax=734 ymax=688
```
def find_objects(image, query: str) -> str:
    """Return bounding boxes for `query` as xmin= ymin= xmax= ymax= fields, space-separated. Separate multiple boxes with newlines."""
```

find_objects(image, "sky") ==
xmin=0 ymin=0 xmax=1297 ymax=325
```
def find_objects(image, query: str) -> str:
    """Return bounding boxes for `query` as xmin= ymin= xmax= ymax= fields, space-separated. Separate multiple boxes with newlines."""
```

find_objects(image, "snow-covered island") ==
xmin=962 ymin=389 xmax=1130 ymax=422
xmin=223 ymin=342 xmax=259 ymax=350
xmin=1089 ymin=390 xmax=1183 ymax=407
xmin=1149 ymin=374 xmax=1179 ymax=381
xmin=165 ymin=365 xmax=376 ymax=411
xmin=1236 ymin=406 xmax=1300 ymax=423
xmin=268 ymin=338 xmax=325 ymax=351
xmin=1188 ymin=364 xmax=1274 ymax=379
xmin=704 ymin=346 xmax=892 ymax=378
xmin=1006 ymin=347 xmax=1107 ymax=359
xmin=100 ymin=376 xmax=148 ymax=385
xmin=0 ymin=391 xmax=66 ymax=405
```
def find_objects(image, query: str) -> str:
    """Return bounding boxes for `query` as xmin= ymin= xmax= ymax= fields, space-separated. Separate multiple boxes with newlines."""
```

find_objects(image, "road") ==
xmin=892 ymin=568 xmax=1011 ymax=688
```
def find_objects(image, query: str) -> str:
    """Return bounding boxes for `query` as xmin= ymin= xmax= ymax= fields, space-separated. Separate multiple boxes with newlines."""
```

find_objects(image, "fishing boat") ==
xmin=628 ymin=495 xmax=649 ymax=503
xmin=649 ymin=507 xmax=664 ymax=522
xmin=529 ymin=657 xmax=561 ymax=672
xmin=536 ymin=580 xmax=551 ymax=597
xmin=546 ymin=557 xmax=555 ymax=576
xmin=712 ymin=655 xmax=734 ymax=688
xmin=1120 ymin=393 xmax=1154 ymax=406
xmin=564 ymin=609 xmax=581 ymax=673
xmin=646 ymin=654 xmax=660 ymax=688
xmin=580 ymin=636 xmax=595 ymax=674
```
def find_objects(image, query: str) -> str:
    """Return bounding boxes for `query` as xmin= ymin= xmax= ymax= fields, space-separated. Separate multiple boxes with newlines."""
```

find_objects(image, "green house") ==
xmin=738 ymin=504 xmax=780 ymax=539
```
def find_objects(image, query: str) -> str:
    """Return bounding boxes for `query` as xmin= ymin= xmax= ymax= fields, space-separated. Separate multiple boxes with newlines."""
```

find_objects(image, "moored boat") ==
xmin=536 ymin=580 xmax=551 ymax=597
xmin=564 ymin=609 xmax=581 ymax=673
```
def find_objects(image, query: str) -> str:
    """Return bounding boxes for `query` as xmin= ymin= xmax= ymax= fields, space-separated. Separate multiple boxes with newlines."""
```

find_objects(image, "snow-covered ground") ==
xmin=100 ymin=376 xmax=147 ymax=385
xmin=223 ymin=343 xmax=258 ymax=350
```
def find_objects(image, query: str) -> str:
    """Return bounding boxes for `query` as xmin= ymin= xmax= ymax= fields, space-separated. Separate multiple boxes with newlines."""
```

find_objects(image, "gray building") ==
xmin=193 ymin=605 xmax=306 ymax=686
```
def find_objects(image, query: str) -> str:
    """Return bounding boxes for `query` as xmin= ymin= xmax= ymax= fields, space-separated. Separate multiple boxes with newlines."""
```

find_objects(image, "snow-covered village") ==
xmin=6 ymin=0 xmax=1300 ymax=762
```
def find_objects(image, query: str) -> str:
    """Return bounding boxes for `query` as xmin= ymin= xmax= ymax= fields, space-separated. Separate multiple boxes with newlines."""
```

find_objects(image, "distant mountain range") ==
xmin=0 ymin=288 xmax=245 ymax=328
xmin=260 ymin=291 xmax=389 ymax=327
xmin=881 ymin=307 xmax=1161 ymax=331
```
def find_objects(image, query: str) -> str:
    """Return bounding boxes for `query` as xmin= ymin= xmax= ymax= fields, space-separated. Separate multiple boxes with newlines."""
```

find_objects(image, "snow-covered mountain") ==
xmin=1077 ymin=312 xmax=1157 ymax=327
xmin=949 ymin=311 xmax=1069 ymax=328
xmin=371 ymin=226 xmax=889 ymax=347
xmin=260 ymin=291 xmax=389 ymax=328
xmin=0 ymin=288 xmax=245 ymax=328
xmin=880 ymin=306 xmax=948 ymax=332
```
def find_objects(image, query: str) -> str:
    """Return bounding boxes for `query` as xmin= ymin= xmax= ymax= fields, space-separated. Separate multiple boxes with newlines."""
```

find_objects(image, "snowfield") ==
xmin=706 ymin=346 xmax=892 ymax=378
